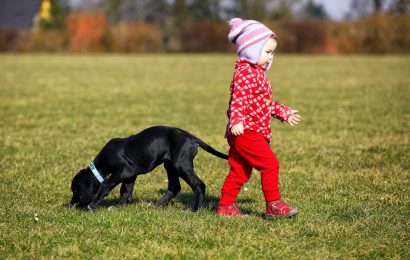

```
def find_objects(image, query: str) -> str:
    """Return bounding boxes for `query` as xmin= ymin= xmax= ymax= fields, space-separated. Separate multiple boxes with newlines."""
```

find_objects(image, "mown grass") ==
xmin=0 ymin=54 xmax=409 ymax=259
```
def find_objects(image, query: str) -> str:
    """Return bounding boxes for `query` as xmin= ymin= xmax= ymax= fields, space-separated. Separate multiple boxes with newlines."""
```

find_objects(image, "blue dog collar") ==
xmin=88 ymin=161 xmax=104 ymax=183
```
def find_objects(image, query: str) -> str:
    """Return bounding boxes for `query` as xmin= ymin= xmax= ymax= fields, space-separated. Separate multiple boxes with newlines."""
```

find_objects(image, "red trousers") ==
xmin=219 ymin=130 xmax=281 ymax=206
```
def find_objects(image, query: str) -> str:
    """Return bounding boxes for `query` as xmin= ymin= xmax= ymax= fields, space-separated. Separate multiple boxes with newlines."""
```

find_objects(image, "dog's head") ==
xmin=70 ymin=168 xmax=100 ymax=209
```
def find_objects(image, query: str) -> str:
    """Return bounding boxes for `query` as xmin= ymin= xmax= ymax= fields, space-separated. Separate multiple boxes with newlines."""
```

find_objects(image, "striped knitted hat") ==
xmin=228 ymin=18 xmax=277 ymax=64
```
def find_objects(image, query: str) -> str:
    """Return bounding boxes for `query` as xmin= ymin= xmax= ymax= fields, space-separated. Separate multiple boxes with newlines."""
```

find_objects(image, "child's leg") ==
xmin=219 ymin=138 xmax=252 ymax=206
xmin=230 ymin=131 xmax=281 ymax=202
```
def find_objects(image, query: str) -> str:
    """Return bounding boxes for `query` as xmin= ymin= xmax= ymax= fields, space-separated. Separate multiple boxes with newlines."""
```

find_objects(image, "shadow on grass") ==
xmin=64 ymin=188 xmax=264 ymax=217
xmin=171 ymin=190 xmax=265 ymax=218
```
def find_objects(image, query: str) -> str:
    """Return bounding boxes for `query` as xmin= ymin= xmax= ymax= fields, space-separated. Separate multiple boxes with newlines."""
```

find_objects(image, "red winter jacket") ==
xmin=225 ymin=59 xmax=292 ymax=141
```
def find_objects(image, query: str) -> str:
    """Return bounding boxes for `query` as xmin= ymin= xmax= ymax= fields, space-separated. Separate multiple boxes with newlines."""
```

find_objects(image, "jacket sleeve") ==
xmin=228 ymin=70 xmax=253 ymax=127
xmin=271 ymin=100 xmax=292 ymax=122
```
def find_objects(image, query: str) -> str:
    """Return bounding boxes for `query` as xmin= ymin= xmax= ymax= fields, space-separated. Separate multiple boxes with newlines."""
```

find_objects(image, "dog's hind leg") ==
xmin=119 ymin=175 xmax=137 ymax=205
xmin=176 ymin=163 xmax=206 ymax=212
xmin=155 ymin=161 xmax=181 ymax=207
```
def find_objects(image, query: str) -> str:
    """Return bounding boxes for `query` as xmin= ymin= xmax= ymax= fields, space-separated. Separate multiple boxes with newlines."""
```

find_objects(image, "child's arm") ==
xmin=271 ymin=101 xmax=301 ymax=126
xmin=229 ymin=84 xmax=251 ymax=126
xmin=228 ymin=71 xmax=252 ymax=135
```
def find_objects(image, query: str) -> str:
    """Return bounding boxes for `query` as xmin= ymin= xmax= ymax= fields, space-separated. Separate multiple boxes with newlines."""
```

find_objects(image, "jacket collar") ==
xmin=236 ymin=58 xmax=264 ymax=71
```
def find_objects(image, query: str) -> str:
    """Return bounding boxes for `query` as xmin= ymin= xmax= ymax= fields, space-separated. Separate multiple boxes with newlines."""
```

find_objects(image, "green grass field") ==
xmin=0 ymin=54 xmax=409 ymax=259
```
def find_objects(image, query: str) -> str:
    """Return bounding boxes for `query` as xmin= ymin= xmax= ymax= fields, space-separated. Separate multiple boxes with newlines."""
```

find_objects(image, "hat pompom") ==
xmin=229 ymin=18 xmax=243 ymax=28
xmin=228 ymin=18 xmax=247 ymax=43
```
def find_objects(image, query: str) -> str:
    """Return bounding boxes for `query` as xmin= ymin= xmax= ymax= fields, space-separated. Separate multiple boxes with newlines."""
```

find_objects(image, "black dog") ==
xmin=70 ymin=126 xmax=228 ymax=211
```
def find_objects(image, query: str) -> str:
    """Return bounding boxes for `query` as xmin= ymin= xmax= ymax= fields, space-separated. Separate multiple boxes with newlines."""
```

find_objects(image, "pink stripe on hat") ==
xmin=236 ymin=27 xmax=273 ymax=51
xmin=228 ymin=20 xmax=259 ymax=43
xmin=237 ymin=32 xmax=273 ymax=54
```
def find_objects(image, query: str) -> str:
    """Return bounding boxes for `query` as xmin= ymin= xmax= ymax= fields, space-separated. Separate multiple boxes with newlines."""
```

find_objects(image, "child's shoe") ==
xmin=265 ymin=200 xmax=298 ymax=219
xmin=216 ymin=204 xmax=242 ymax=217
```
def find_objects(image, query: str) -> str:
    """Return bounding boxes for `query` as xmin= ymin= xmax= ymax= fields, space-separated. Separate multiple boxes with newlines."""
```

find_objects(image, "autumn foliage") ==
xmin=0 ymin=12 xmax=409 ymax=53
xmin=105 ymin=22 xmax=163 ymax=52
xmin=65 ymin=13 xmax=105 ymax=52
xmin=179 ymin=20 xmax=230 ymax=52
xmin=330 ymin=14 xmax=410 ymax=53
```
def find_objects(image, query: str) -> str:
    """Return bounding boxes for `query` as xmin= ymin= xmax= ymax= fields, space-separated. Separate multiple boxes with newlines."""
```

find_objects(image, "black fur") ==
xmin=70 ymin=126 xmax=227 ymax=211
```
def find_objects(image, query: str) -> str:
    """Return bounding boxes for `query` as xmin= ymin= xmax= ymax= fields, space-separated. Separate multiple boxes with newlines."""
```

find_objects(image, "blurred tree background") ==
xmin=0 ymin=0 xmax=409 ymax=53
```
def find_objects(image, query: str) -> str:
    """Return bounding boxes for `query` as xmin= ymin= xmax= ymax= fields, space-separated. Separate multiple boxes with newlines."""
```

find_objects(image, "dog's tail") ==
xmin=195 ymin=138 xmax=228 ymax=160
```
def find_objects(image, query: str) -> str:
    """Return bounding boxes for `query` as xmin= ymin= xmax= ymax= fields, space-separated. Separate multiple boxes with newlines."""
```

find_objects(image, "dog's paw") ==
xmin=155 ymin=191 xmax=176 ymax=207
xmin=86 ymin=205 xmax=96 ymax=212
xmin=119 ymin=197 xmax=135 ymax=206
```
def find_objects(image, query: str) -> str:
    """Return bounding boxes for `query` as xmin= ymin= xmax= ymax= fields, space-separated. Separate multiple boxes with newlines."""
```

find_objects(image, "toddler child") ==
xmin=217 ymin=18 xmax=301 ymax=219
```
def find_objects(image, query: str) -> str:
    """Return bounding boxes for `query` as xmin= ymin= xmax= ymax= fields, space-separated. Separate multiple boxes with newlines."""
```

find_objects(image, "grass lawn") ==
xmin=0 ymin=54 xmax=409 ymax=258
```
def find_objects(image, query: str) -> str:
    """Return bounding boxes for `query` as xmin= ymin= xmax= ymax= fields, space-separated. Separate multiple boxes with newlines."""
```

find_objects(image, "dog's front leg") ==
xmin=119 ymin=176 xmax=137 ymax=205
xmin=88 ymin=177 xmax=121 ymax=211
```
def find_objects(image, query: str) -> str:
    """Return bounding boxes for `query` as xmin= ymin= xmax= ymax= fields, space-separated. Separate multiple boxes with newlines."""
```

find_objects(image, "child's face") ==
xmin=257 ymin=38 xmax=277 ymax=69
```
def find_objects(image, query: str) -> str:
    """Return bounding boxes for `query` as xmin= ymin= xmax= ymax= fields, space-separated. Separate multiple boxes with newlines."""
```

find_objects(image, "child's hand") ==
xmin=231 ymin=123 xmax=244 ymax=136
xmin=286 ymin=110 xmax=301 ymax=126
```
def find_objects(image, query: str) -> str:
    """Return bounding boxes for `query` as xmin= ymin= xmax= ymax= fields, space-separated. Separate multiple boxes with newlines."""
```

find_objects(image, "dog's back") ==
xmin=93 ymin=127 xmax=180 ymax=174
